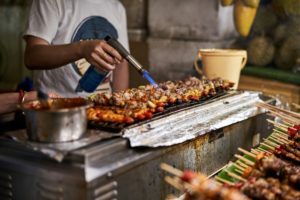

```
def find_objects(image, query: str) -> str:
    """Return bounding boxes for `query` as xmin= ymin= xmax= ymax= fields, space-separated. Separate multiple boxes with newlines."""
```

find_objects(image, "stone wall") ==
xmin=121 ymin=0 xmax=147 ymax=42
xmin=122 ymin=0 xmax=238 ymax=84
xmin=148 ymin=38 xmax=235 ymax=82
xmin=148 ymin=0 xmax=236 ymax=41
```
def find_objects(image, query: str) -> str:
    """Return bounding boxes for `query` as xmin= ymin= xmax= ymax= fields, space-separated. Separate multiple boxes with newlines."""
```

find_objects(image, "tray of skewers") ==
xmin=87 ymin=77 xmax=234 ymax=132
xmin=161 ymin=163 xmax=250 ymax=200
xmin=161 ymin=103 xmax=300 ymax=200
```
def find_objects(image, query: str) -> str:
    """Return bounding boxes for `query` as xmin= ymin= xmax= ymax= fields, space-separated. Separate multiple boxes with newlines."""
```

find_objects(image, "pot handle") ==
xmin=193 ymin=50 xmax=203 ymax=75
xmin=241 ymin=51 xmax=247 ymax=69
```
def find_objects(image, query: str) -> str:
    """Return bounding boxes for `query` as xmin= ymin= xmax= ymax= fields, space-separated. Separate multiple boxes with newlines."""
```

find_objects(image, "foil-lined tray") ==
xmin=122 ymin=91 xmax=269 ymax=147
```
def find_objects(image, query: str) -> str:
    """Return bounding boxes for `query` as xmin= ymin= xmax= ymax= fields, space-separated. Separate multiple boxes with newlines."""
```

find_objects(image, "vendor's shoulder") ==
xmin=110 ymin=0 xmax=126 ymax=12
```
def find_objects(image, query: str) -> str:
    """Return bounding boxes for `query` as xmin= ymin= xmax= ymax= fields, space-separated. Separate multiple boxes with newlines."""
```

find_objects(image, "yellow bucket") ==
xmin=194 ymin=49 xmax=247 ymax=89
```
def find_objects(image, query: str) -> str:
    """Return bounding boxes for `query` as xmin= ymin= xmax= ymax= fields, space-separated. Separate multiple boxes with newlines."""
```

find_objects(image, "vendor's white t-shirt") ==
xmin=24 ymin=0 xmax=129 ymax=97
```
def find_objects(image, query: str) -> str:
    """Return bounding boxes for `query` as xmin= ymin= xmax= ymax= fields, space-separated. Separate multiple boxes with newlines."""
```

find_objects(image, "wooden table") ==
xmin=239 ymin=75 xmax=300 ymax=105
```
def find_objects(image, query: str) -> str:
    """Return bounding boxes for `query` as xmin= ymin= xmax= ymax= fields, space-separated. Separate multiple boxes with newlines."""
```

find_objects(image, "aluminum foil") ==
xmin=122 ymin=91 xmax=268 ymax=147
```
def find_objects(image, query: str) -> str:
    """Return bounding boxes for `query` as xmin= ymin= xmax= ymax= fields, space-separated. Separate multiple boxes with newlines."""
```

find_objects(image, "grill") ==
xmin=0 ymin=91 xmax=274 ymax=200
xmin=88 ymin=89 xmax=228 ymax=132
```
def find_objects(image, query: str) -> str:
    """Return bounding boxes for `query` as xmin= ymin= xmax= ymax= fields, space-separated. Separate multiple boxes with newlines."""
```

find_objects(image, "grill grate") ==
xmin=88 ymin=89 xmax=228 ymax=133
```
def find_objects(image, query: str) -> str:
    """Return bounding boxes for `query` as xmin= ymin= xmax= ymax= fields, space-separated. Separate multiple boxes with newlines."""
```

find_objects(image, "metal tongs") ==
xmin=105 ymin=36 xmax=158 ymax=88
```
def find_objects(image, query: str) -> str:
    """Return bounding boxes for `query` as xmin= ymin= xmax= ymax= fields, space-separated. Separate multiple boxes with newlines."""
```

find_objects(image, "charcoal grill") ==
xmin=0 ymin=91 xmax=274 ymax=200
xmin=88 ymin=89 xmax=227 ymax=132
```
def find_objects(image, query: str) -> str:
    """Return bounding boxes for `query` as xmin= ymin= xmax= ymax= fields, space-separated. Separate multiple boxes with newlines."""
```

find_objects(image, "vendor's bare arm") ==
xmin=0 ymin=91 xmax=37 ymax=114
xmin=24 ymin=36 xmax=123 ymax=71
xmin=112 ymin=60 xmax=129 ymax=92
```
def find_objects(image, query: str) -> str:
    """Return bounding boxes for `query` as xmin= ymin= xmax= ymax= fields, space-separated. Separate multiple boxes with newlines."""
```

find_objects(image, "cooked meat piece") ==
xmin=182 ymin=174 xmax=250 ymax=200
xmin=241 ymin=177 xmax=300 ymax=200
xmin=285 ymin=145 xmax=300 ymax=157
xmin=88 ymin=77 xmax=234 ymax=124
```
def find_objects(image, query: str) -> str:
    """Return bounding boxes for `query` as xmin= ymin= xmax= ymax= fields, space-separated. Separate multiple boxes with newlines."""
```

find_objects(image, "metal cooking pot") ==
xmin=21 ymin=98 xmax=91 ymax=143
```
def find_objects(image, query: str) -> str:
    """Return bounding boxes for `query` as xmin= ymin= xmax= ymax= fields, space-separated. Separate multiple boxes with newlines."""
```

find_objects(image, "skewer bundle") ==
xmin=160 ymin=163 xmax=250 ymax=200
xmin=161 ymin=102 xmax=300 ymax=200
xmin=214 ymin=103 xmax=300 ymax=200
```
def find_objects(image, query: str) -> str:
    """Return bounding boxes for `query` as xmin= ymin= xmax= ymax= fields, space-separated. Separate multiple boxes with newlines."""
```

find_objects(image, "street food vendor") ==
xmin=23 ymin=0 xmax=129 ymax=97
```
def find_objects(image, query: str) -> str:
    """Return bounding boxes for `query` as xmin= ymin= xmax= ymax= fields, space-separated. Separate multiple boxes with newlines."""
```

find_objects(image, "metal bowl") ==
xmin=20 ymin=98 xmax=91 ymax=143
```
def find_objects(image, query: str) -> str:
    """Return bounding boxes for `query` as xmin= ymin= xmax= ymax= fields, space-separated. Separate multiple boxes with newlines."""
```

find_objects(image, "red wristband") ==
xmin=19 ymin=89 xmax=25 ymax=104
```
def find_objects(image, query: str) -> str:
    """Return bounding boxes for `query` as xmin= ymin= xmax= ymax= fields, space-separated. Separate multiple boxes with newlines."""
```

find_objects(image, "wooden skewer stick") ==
xmin=272 ymin=132 xmax=289 ymax=141
xmin=254 ymin=148 xmax=265 ymax=153
xmin=270 ymin=110 xmax=300 ymax=124
xmin=161 ymin=164 xmax=208 ymax=190
xmin=275 ymin=131 xmax=289 ymax=138
xmin=183 ymin=178 xmax=214 ymax=192
xmin=231 ymin=162 xmax=246 ymax=171
xmin=214 ymin=181 xmax=223 ymax=187
xmin=238 ymin=148 xmax=256 ymax=158
xmin=268 ymin=120 xmax=298 ymax=135
xmin=224 ymin=169 xmax=246 ymax=182
xmin=263 ymin=139 xmax=280 ymax=148
xmin=236 ymin=160 xmax=250 ymax=169
xmin=281 ymin=119 xmax=294 ymax=127
xmin=267 ymin=119 xmax=288 ymax=132
xmin=165 ymin=176 xmax=184 ymax=191
xmin=274 ymin=125 xmax=289 ymax=133
xmin=160 ymin=163 xmax=183 ymax=177
xmin=269 ymin=136 xmax=286 ymax=144
xmin=274 ymin=123 xmax=297 ymax=131
xmin=263 ymin=98 xmax=276 ymax=104
xmin=273 ymin=129 xmax=289 ymax=136
xmin=251 ymin=149 xmax=260 ymax=155
xmin=264 ymin=138 xmax=280 ymax=147
xmin=269 ymin=119 xmax=298 ymax=131
xmin=269 ymin=135 xmax=288 ymax=144
xmin=268 ymin=112 xmax=295 ymax=125
xmin=267 ymin=119 xmax=289 ymax=129
xmin=268 ymin=135 xmax=284 ymax=144
xmin=182 ymin=180 xmax=198 ymax=192
xmin=257 ymin=102 xmax=300 ymax=119
xmin=260 ymin=106 xmax=300 ymax=125
xmin=261 ymin=142 xmax=275 ymax=150
xmin=215 ymin=176 xmax=234 ymax=185
xmin=208 ymin=164 xmax=230 ymax=179
xmin=234 ymin=154 xmax=255 ymax=166
xmin=271 ymin=111 xmax=300 ymax=125
xmin=234 ymin=168 xmax=244 ymax=175
xmin=267 ymin=113 xmax=297 ymax=126
xmin=257 ymin=147 xmax=270 ymax=153
xmin=257 ymin=147 xmax=272 ymax=153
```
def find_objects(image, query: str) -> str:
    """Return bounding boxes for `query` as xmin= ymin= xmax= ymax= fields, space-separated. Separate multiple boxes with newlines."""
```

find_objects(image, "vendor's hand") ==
xmin=25 ymin=91 xmax=60 ymax=102
xmin=48 ymin=92 xmax=60 ymax=98
xmin=80 ymin=40 xmax=123 ymax=72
